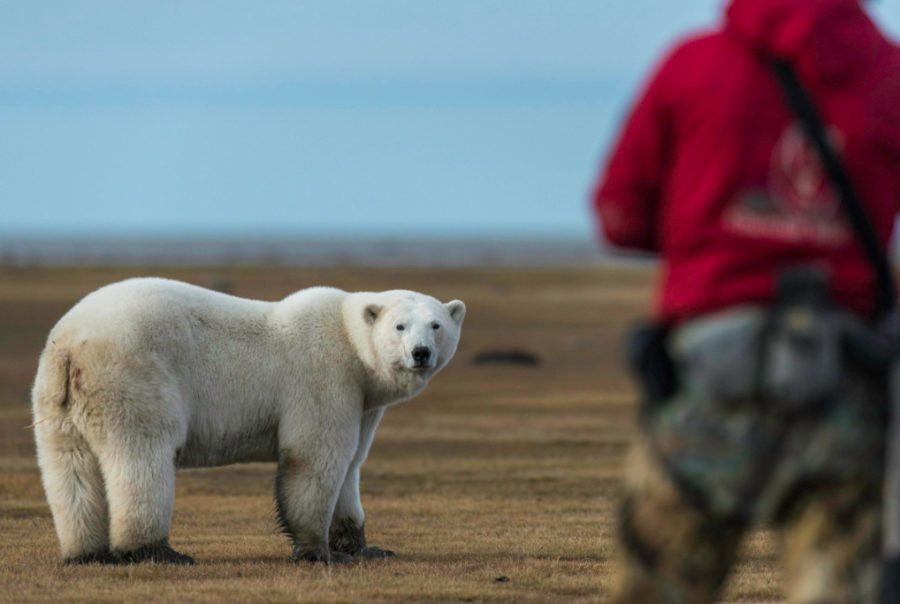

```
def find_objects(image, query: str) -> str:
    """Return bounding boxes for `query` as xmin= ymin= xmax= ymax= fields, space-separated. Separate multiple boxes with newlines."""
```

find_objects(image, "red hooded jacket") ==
xmin=592 ymin=0 xmax=900 ymax=323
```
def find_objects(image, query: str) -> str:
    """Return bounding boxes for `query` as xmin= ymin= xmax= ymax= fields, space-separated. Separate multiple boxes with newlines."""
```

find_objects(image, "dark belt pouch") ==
xmin=624 ymin=321 xmax=677 ymax=411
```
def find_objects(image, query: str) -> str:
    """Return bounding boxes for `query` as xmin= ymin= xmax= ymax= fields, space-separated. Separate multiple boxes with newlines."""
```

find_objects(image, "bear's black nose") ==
xmin=412 ymin=346 xmax=432 ymax=365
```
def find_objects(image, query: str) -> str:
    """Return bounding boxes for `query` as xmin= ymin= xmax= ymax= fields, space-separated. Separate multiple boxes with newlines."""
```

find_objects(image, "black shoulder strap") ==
xmin=770 ymin=59 xmax=897 ymax=317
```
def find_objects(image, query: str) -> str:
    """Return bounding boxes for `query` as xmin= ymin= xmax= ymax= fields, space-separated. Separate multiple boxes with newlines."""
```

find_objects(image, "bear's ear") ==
xmin=445 ymin=300 xmax=466 ymax=326
xmin=364 ymin=304 xmax=383 ymax=325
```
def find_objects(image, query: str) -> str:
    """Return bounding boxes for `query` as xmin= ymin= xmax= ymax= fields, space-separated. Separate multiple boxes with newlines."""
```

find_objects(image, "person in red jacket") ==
xmin=593 ymin=1 xmax=900 ymax=602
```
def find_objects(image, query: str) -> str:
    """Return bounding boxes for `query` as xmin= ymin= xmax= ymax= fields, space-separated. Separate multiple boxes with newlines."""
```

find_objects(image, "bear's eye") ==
xmin=431 ymin=323 xmax=441 ymax=330
xmin=396 ymin=324 xmax=405 ymax=331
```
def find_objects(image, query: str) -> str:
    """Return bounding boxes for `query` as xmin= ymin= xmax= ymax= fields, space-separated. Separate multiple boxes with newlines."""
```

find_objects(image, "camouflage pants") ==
xmin=609 ymin=310 xmax=886 ymax=604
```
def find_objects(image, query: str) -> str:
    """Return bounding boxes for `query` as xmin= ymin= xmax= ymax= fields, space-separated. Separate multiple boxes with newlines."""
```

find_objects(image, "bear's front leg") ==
xmin=275 ymin=429 xmax=358 ymax=564
xmin=330 ymin=408 xmax=395 ymax=559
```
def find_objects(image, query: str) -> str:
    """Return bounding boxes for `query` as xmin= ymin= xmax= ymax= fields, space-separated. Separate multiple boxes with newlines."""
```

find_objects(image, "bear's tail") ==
xmin=32 ymin=346 xmax=111 ymax=561
xmin=31 ymin=347 xmax=71 ymax=417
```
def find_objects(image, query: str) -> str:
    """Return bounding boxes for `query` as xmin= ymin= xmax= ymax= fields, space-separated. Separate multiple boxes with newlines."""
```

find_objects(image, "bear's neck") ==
xmin=362 ymin=366 xmax=428 ymax=410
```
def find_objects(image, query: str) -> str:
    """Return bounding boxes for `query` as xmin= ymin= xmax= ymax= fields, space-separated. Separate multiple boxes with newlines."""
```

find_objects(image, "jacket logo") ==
xmin=723 ymin=123 xmax=849 ymax=245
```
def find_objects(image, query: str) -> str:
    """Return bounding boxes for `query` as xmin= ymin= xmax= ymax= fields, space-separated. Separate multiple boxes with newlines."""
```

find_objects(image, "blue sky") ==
xmin=2 ymin=1 xmax=899 ymax=238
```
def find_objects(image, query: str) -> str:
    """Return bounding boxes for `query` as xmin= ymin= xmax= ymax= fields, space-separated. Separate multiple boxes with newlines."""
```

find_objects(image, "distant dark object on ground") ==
xmin=493 ymin=575 xmax=511 ymax=583
xmin=210 ymin=277 xmax=232 ymax=293
xmin=471 ymin=349 xmax=540 ymax=367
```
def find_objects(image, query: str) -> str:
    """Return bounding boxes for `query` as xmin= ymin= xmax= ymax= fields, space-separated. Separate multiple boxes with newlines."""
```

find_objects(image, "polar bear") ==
xmin=31 ymin=278 xmax=465 ymax=565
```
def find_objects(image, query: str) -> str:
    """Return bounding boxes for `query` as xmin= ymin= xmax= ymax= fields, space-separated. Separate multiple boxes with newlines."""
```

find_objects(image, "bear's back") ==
xmin=48 ymin=278 xmax=272 ymax=352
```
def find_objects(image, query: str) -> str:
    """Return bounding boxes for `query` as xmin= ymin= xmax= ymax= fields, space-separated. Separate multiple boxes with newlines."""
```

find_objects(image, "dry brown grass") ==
xmin=0 ymin=265 xmax=781 ymax=603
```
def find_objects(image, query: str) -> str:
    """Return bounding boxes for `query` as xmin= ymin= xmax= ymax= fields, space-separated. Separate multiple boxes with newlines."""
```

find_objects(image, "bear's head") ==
xmin=361 ymin=291 xmax=465 ymax=401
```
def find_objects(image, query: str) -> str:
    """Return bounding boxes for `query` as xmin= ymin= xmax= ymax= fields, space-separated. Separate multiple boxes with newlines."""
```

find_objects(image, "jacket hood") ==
xmin=725 ymin=0 xmax=883 ymax=84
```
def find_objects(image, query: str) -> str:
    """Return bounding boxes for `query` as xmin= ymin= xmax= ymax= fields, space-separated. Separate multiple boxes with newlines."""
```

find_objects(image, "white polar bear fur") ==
xmin=31 ymin=277 xmax=465 ymax=564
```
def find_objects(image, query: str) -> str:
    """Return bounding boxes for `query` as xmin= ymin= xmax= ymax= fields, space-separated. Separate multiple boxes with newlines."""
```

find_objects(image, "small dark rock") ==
xmin=210 ymin=277 xmax=232 ymax=293
xmin=493 ymin=575 xmax=511 ymax=583
xmin=471 ymin=349 xmax=540 ymax=367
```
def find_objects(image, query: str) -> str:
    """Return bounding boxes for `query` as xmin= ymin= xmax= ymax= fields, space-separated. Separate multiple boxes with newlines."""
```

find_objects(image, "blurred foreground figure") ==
xmin=592 ymin=1 xmax=900 ymax=602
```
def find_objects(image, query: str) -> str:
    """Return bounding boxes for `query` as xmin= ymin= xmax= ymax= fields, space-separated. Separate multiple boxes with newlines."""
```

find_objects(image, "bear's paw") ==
xmin=291 ymin=546 xmax=353 ymax=565
xmin=358 ymin=546 xmax=396 ymax=559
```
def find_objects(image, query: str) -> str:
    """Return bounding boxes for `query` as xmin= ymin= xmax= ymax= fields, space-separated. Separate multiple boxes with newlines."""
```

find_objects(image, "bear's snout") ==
xmin=411 ymin=346 xmax=433 ymax=368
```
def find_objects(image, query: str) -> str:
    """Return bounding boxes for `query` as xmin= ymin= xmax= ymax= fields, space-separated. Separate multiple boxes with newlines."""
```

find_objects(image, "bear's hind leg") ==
xmin=34 ymin=417 xmax=113 ymax=564
xmin=98 ymin=440 xmax=194 ymax=565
